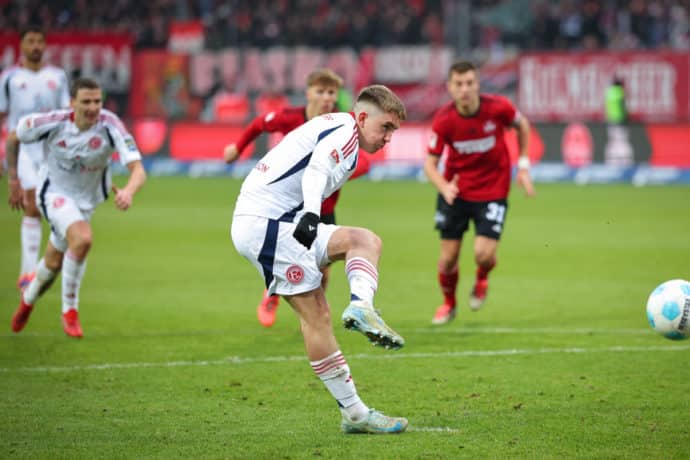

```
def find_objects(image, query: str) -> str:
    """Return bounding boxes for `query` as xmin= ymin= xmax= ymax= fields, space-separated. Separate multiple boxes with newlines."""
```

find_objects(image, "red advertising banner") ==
xmin=0 ymin=32 xmax=132 ymax=93
xmin=518 ymin=52 xmax=690 ymax=122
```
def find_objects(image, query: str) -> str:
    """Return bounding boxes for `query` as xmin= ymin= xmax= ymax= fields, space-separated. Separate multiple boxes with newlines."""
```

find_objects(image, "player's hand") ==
xmin=8 ymin=177 xmax=23 ymax=210
xmin=441 ymin=174 xmax=459 ymax=205
xmin=112 ymin=185 xmax=134 ymax=210
xmin=516 ymin=169 xmax=536 ymax=197
xmin=293 ymin=212 xmax=320 ymax=249
xmin=223 ymin=144 xmax=240 ymax=164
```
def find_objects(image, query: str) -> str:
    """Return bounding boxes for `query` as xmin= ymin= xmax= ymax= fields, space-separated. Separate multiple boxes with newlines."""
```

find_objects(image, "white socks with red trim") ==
xmin=311 ymin=350 xmax=369 ymax=422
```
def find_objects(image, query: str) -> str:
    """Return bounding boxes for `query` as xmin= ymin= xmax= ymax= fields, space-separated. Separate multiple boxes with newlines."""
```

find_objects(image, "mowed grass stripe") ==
xmin=2 ymin=343 xmax=688 ymax=373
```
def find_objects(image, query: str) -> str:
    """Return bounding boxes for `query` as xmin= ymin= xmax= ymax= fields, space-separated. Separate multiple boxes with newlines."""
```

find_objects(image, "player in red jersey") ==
xmin=424 ymin=61 xmax=536 ymax=325
xmin=223 ymin=68 xmax=370 ymax=327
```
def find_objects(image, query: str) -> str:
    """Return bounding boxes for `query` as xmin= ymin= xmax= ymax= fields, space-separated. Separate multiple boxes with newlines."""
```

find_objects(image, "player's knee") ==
xmin=70 ymin=229 xmax=93 ymax=256
xmin=475 ymin=251 xmax=494 ymax=268
xmin=23 ymin=196 xmax=40 ymax=217
xmin=438 ymin=258 xmax=457 ymax=273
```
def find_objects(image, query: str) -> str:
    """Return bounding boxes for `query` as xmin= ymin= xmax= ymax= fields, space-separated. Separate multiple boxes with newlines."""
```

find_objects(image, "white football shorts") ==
xmin=17 ymin=141 xmax=43 ymax=190
xmin=38 ymin=190 xmax=94 ymax=253
xmin=231 ymin=214 xmax=339 ymax=296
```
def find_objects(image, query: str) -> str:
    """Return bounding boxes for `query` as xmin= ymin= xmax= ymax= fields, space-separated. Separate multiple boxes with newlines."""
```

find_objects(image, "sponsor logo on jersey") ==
xmin=452 ymin=135 xmax=496 ymax=154
xmin=47 ymin=80 xmax=57 ymax=90
xmin=265 ymin=112 xmax=276 ymax=122
xmin=88 ymin=136 xmax=103 ymax=150
xmin=57 ymin=140 xmax=67 ymax=148
xmin=255 ymin=161 xmax=269 ymax=173
xmin=53 ymin=196 xmax=65 ymax=209
xmin=330 ymin=149 xmax=340 ymax=164
xmin=286 ymin=265 xmax=305 ymax=284
xmin=484 ymin=121 xmax=496 ymax=133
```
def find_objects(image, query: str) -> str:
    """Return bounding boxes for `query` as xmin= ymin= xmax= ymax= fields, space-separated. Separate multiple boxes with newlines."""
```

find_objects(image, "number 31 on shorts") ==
xmin=486 ymin=202 xmax=506 ymax=223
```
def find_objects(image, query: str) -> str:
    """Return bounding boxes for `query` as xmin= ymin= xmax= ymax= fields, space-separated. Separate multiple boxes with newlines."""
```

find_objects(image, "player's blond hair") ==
xmin=354 ymin=85 xmax=407 ymax=120
xmin=306 ymin=69 xmax=343 ymax=89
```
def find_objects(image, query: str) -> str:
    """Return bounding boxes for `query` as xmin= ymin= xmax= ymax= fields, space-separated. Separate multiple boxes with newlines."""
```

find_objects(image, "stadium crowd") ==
xmin=1 ymin=0 xmax=688 ymax=51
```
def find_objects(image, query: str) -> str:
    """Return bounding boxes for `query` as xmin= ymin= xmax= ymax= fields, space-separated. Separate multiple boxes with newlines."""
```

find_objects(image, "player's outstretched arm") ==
xmin=5 ymin=130 xmax=23 ymax=210
xmin=112 ymin=160 xmax=146 ymax=211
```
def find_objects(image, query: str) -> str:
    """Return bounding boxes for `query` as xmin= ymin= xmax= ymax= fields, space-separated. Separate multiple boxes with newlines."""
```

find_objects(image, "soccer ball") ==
xmin=646 ymin=279 xmax=690 ymax=340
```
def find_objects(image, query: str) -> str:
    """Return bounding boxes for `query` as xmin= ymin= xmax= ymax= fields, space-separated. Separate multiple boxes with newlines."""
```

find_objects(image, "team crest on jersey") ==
xmin=47 ymin=80 xmax=57 ymax=90
xmin=88 ymin=136 xmax=103 ymax=150
xmin=286 ymin=265 xmax=305 ymax=284
xmin=53 ymin=197 xmax=65 ymax=209
xmin=57 ymin=139 xmax=67 ymax=148
xmin=484 ymin=121 xmax=496 ymax=133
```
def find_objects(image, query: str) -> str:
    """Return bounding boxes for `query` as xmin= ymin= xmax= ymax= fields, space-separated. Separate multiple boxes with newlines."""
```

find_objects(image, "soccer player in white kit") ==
xmin=0 ymin=26 xmax=70 ymax=290
xmin=231 ymin=85 xmax=408 ymax=433
xmin=6 ymin=77 xmax=146 ymax=338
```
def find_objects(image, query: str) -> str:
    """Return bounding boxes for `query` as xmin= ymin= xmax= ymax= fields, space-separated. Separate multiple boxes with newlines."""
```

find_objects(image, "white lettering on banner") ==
xmin=452 ymin=136 xmax=496 ymax=154
xmin=189 ymin=46 xmax=451 ymax=95
xmin=1 ymin=38 xmax=131 ymax=93
xmin=519 ymin=54 xmax=684 ymax=121
xmin=374 ymin=46 xmax=452 ymax=83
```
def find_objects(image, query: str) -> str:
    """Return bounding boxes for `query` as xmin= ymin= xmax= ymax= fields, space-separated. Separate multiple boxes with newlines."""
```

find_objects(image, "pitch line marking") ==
xmin=408 ymin=426 xmax=460 ymax=433
xmin=1 ymin=344 xmax=688 ymax=374
xmin=411 ymin=327 xmax=652 ymax=335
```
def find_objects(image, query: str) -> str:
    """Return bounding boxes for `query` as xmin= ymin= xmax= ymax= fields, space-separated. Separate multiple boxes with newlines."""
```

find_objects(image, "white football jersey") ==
xmin=0 ymin=65 xmax=70 ymax=130
xmin=15 ymin=108 xmax=142 ymax=209
xmin=0 ymin=65 xmax=70 ymax=164
xmin=234 ymin=112 xmax=360 ymax=221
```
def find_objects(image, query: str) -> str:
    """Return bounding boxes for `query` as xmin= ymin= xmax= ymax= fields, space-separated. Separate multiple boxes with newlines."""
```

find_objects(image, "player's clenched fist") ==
xmin=293 ymin=212 xmax=319 ymax=249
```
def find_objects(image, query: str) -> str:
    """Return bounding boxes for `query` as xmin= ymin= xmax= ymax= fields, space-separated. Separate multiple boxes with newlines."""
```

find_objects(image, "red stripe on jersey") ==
xmin=34 ymin=111 xmax=72 ymax=127
xmin=99 ymin=112 xmax=128 ymax=135
xmin=341 ymin=129 xmax=358 ymax=158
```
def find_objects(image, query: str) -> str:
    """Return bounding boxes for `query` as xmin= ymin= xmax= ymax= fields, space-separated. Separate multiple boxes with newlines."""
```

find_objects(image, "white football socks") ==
xmin=23 ymin=258 xmax=57 ymax=305
xmin=61 ymin=250 xmax=87 ymax=313
xmin=20 ymin=216 xmax=41 ymax=275
xmin=311 ymin=350 xmax=369 ymax=422
xmin=345 ymin=257 xmax=378 ymax=306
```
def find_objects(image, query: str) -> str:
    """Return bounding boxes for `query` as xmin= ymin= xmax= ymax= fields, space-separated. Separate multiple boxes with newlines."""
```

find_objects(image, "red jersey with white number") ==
xmin=234 ymin=106 xmax=370 ymax=216
xmin=428 ymin=94 xmax=519 ymax=201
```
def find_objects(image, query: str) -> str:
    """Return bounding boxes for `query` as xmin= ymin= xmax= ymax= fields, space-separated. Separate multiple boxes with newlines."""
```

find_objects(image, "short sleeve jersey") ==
xmin=0 ymin=65 xmax=70 ymax=130
xmin=428 ymin=94 xmax=519 ymax=201
xmin=15 ymin=108 xmax=142 ymax=209
xmin=234 ymin=112 xmax=359 ymax=221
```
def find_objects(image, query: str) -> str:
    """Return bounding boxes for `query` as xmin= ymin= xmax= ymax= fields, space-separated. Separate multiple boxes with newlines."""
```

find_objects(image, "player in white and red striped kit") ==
xmin=0 ymin=26 xmax=70 ymax=290
xmin=425 ymin=61 xmax=536 ymax=325
xmin=6 ymin=78 xmax=146 ymax=338
xmin=231 ymin=85 xmax=408 ymax=434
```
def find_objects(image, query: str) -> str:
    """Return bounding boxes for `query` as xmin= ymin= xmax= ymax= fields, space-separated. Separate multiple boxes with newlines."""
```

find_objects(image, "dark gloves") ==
xmin=293 ymin=212 xmax=320 ymax=249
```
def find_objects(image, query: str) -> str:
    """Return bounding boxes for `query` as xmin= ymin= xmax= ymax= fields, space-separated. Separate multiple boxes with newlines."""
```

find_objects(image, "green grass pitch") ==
xmin=1 ymin=177 xmax=689 ymax=459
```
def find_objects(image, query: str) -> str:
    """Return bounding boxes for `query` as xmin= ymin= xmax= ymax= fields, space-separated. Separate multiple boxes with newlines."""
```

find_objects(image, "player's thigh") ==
xmin=39 ymin=192 xmax=93 ymax=253
xmin=472 ymin=199 xmax=509 ymax=241
xmin=435 ymin=194 xmax=471 ymax=240
xmin=231 ymin=215 xmax=326 ymax=296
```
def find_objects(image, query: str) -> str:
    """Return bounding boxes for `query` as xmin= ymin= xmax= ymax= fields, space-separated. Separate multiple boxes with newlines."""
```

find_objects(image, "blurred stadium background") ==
xmin=2 ymin=0 xmax=690 ymax=182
